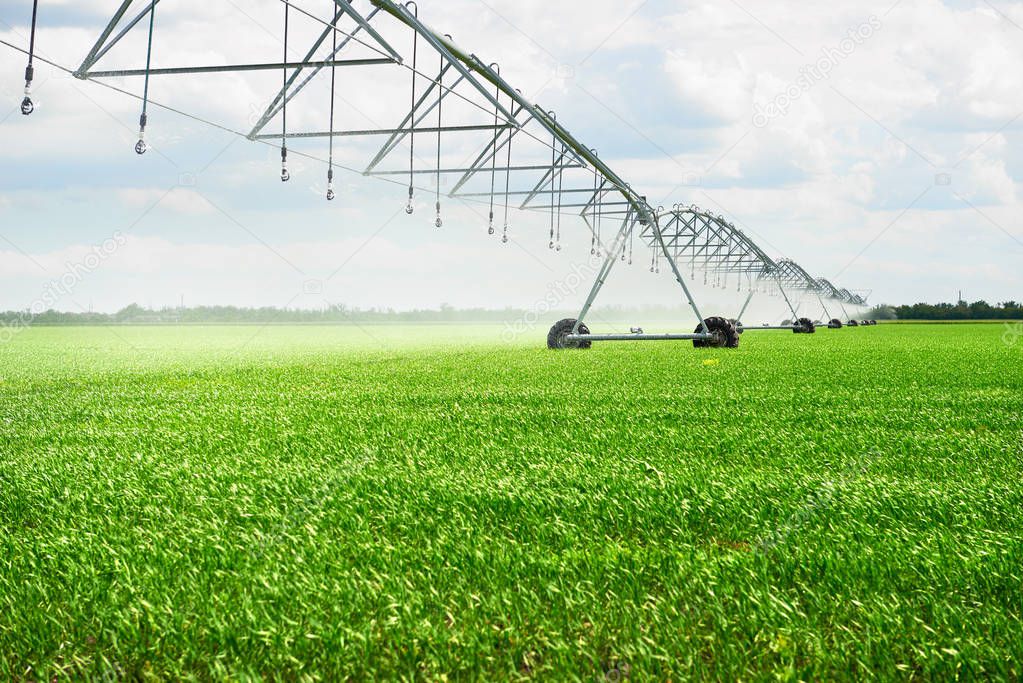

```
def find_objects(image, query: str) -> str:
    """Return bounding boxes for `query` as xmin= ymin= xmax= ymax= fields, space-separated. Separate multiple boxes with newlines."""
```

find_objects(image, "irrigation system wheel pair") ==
xmin=547 ymin=317 xmax=740 ymax=350
xmin=828 ymin=318 xmax=844 ymax=329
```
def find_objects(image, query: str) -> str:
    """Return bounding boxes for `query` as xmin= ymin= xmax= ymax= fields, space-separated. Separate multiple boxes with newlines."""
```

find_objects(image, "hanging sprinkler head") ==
xmin=488 ymin=211 xmax=495 ymax=235
xmin=135 ymin=113 xmax=148 ymax=155
xmin=435 ymin=202 xmax=442 ymax=228
xmin=326 ymin=169 xmax=335 ymax=201
xmin=21 ymin=65 xmax=34 ymax=115
xmin=405 ymin=187 xmax=415 ymax=214
xmin=502 ymin=224 xmax=509 ymax=244
xmin=280 ymin=146 xmax=290 ymax=182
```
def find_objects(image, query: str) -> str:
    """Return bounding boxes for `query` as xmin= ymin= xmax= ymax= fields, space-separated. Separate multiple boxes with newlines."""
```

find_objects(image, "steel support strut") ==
xmin=89 ymin=0 xmax=161 ymax=70
xmin=571 ymin=214 xmax=633 ymax=334
xmin=650 ymin=211 xmax=709 ymax=334
xmin=331 ymin=0 xmax=404 ymax=63
xmin=816 ymin=293 xmax=832 ymax=321
xmin=736 ymin=290 xmax=754 ymax=321
xmin=75 ymin=0 xmax=136 ymax=76
xmin=247 ymin=5 xmax=371 ymax=138
xmin=365 ymin=63 xmax=460 ymax=173
xmin=88 ymin=58 xmax=392 ymax=78
xmin=774 ymin=276 xmax=800 ymax=321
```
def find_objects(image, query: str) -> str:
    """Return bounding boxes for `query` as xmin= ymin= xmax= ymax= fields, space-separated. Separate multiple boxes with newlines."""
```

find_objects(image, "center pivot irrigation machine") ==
xmin=7 ymin=0 xmax=874 ymax=349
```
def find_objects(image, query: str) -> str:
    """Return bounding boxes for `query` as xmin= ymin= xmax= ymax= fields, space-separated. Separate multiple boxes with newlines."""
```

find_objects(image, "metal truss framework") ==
xmin=17 ymin=0 xmax=871 ymax=345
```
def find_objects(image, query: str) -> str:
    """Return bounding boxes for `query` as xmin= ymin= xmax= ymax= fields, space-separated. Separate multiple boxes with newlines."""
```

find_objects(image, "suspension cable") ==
xmin=434 ymin=42 xmax=445 ymax=228
xmin=590 ymin=156 xmax=598 ymax=255
xmin=280 ymin=2 xmax=291 ymax=181
xmin=135 ymin=3 xmax=157 ymax=154
xmin=405 ymin=2 xmax=418 ymax=215
xmin=501 ymin=110 xmax=513 ymax=244
xmin=621 ymin=214 xmax=630 ymax=265
xmin=487 ymin=63 xmax=501 ymax=236
xmin=548 ymin=112 xmax=557 ymax=250
xmin=555 ymin=139 xmax=564 ymax=252
xmin=326 ymin=1 xmax=337 ymax=201
xmin=20 ymin=0 xmax=39 ymax=115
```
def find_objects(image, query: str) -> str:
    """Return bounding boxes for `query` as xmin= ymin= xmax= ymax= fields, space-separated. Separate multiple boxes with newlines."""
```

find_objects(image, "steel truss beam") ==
xmin=248 ymin=5 xmax=380 ymax=139
xmin=255 ymin=124 xmax=512 ymax=141
xmin=87 ymin=58 xmax=393 ymax=78
xmin=75 ymin=0 xmax=137 ymax=77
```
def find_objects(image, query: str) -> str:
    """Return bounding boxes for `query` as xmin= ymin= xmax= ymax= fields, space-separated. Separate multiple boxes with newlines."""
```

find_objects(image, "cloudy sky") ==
xmin=0 ymin=0 xmax=1021 ymax=316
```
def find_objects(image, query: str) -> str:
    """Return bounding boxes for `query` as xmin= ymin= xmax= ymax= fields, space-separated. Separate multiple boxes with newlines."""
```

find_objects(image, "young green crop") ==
xmin=1 ymin=323 xmax=1021 ymax=680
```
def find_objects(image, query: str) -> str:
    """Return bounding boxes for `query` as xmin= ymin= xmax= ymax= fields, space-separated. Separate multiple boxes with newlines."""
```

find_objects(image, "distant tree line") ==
xmin=3 ymin=300 xmax=1019 ymax=326
xmin=875 ymin=300 xmax=1023 ymax=321
xmin=0 ymin=303 xmax=696 ymax=326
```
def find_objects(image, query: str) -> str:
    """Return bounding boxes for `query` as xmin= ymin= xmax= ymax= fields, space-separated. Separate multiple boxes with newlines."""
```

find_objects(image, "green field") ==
xmin=1 ymin=323 xmax=1021 ymax=680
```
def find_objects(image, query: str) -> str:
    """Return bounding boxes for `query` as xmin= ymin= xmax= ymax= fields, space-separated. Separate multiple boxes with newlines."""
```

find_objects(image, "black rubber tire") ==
xmin=848 ymin=320 xmax=859 ymax=327
xmin=729 ymin=319 xmax=745 ymax=335
xmin=861 ymin=320 xmax=870 ymax=327
xmin=869 ymin=320 xmax=878 ymax=326
xmin=693 ymin=316 xmax=740 ymax=349
xmin=547 ymin=318 xmax=592 ymax=350
xmin=793 ymin=317 xmax=816 ymax=334
xmin=782 ymin=319 xmax=792 ymax=327
xmin=828 ymin=318 xmax=843 ymax=329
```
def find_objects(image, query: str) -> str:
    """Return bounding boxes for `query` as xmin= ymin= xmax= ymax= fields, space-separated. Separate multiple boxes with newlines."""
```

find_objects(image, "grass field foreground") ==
xmin=1 ymin=323 xmax=1021 ymax=680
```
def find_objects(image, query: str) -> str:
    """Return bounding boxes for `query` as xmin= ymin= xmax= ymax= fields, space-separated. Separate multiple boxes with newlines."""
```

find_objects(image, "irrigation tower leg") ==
xmin=571 ymin=217 xmax=633 ymax=334
xmin=817 ymin=293 xmax=832 ymax=321
xmin=775 ymin=277 xmax=800 ymax=322
xmin=736 ymin=290 xmax=755 ymax=321
xmin=650 ymin=215 xmax=709 ymax=333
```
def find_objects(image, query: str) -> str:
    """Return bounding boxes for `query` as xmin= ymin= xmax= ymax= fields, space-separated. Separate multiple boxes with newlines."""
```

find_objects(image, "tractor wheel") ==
xmin=793 ymin=317 xmax=816 ymax=334
xmin=693 ymin=317 xmax=740 ymax=349
xmin=828 ymin=318 xmax=843 ymax=329
xmin=547 ymin=318 xmax=592 ymax=350
xmin=848 ymin=320 xmax=859 ymax=327
xmin=729 ymin=319 xmax=745 ymax=335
